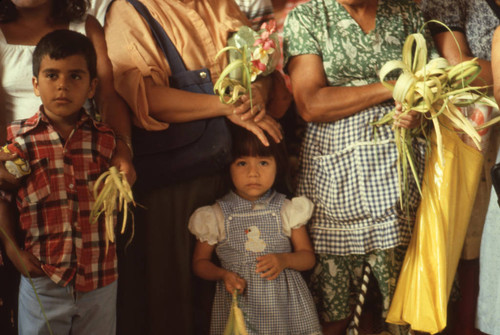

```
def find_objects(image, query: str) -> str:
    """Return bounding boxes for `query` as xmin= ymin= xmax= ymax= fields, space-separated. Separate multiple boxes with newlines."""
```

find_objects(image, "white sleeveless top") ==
xmin=0 ymin=18 xmax=87 ymax=140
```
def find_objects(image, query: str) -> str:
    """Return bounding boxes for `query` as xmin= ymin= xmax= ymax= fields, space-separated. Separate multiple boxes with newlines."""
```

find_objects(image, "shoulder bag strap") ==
xmin=125 ymin=0 xmax=187 ymax=74
xmin=484 ymin=0 xmax=500 ymax=21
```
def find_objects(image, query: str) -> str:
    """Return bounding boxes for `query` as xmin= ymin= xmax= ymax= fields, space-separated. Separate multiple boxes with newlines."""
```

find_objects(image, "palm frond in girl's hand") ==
xmin=224 ymin=290 xmax=249 ymax=335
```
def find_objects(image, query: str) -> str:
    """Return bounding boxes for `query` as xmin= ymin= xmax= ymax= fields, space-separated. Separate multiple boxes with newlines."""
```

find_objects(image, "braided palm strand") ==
xmin=348 ymin=262 xmax=372 ymax=335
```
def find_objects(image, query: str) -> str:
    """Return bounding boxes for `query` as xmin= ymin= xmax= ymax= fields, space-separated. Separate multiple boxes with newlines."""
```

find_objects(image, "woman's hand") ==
xmin=226 ymin=114 xmax=283 ymax=146
xmin=232 ymin=76 xmax=272 ymax=122
xmin=393 ymin=101 xmax=422 ymax=129
xmin=232 ymin=94 xmax=266 ymax=122
xmin=256 ymin=253 xmax=287 ymax=280
xmin=222 ymin=270 xmax=246 ymax=295
xmin=111 ymin=140 xmax=137 ymax=186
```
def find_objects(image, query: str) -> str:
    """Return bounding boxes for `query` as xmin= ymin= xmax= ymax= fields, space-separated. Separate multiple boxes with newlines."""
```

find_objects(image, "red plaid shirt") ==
xmin=6 ymin=108 xmax=117 ymax=292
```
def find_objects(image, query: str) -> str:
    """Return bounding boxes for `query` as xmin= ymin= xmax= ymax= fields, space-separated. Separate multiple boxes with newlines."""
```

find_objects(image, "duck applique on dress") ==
xmin=245 ymin=226 xmax=266 ymax=252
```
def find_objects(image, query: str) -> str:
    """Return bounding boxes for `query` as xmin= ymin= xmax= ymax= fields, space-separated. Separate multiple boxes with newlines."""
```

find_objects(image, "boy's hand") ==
xmin=222 ymin=271 xmax=246 ymax=295
xmin=0 ymin=151 xmax=20 ymax=190
xmin=256 ymin=253 xmax=286 ymax=280
xmin=5 ymin=244 xmax=45 ymax=277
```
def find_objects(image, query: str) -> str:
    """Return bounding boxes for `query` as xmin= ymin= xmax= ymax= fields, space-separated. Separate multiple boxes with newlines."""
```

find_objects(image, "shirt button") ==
xmin=271 ymin=213 xmax=276 ymax=217
xmin=199 ymin=71 xmax=207 ymax=79
xmin=228 ymin=216 xmax=233 ymax=220
xmin=69 ymin=184 xmax=74 ymax=189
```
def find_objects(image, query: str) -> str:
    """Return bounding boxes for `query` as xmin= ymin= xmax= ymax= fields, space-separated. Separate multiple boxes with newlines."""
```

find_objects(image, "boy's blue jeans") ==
xmin=18 ymin=275 xmax=117 ymax=335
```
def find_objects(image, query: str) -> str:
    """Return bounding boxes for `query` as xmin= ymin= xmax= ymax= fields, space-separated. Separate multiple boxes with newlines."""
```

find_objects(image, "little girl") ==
xmin=189 ymin=128 xmax=321 ymax=335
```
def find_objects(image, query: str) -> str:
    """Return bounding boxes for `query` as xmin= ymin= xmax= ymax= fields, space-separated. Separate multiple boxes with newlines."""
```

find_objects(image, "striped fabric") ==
xmin=5 ymin=108 xmax=116 ymax=292
xmin=235 ymin=0 xmax=275 ymax=30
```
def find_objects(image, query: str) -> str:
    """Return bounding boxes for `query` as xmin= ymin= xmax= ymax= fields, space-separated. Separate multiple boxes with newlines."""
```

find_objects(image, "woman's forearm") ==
xmin=145 ymin=78 xmax=233 ymax=123
xmin=295 ymin=83 xmax=393 ymax=123
xmin=288 ymin=54 xmax=393 ymax=123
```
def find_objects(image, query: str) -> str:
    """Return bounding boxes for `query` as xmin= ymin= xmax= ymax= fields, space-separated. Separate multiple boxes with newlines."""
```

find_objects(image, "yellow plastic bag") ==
xmin=386 ymin=126 xmax=483 ymax=334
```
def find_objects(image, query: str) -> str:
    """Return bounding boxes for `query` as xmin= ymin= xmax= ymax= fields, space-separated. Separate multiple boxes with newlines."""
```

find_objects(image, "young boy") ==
xmin=0 ymin=30 xmax=117 ymax=335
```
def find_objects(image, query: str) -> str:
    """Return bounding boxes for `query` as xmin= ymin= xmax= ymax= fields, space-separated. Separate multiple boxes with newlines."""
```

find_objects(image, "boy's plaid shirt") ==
xmin=5 ymin=108 xmax=117 ymax=292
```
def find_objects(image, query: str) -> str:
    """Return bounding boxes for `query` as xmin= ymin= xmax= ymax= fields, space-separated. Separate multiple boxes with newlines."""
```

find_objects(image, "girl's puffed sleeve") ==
xmin=188 ymin=204 xmax=225 ymax=245
xmin=281 ymin=196 xmax=314 ymax=237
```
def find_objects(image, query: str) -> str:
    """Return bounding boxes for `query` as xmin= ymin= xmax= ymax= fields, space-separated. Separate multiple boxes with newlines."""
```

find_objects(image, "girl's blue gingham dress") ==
xmin=296 ymin=102 xmax=426 ymax=256
xmin=210 ymin=191 xmax=321 ymax=335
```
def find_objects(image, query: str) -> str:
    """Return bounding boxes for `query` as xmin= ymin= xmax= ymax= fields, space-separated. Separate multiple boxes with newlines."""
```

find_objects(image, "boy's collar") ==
xmin=15 ymin=106 xmax=96 ymax=137
xmin=37 ymin=106 xmax=93 ymax=127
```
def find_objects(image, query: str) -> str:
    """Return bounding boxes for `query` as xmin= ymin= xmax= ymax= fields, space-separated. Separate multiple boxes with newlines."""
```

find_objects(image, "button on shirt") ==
xmin=5 ymin=108 xmax=116 ymax=292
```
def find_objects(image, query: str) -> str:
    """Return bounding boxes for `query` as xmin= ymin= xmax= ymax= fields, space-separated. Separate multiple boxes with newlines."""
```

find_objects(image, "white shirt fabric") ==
xmin=88 ymin=0 xmax=113 ymax=26
xmin=188 ymin=195 xmax=314 ymax=245
xmin=0 ymin=19 xmax=86 ymax=141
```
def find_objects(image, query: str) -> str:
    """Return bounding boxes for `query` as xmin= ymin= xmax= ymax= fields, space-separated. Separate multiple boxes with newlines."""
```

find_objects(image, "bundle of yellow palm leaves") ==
xmin=91 ymin=166 xmax=136 ymax=253
xmin=374 ymin=23 xmax=499 ymax=211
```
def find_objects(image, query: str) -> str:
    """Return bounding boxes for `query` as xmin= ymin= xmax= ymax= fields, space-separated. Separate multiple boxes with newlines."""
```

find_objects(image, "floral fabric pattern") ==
xmin=310 ymin=247 xmax=406 ymax=325
xmin=421 ymin=0 xmax=499 ymax=61
xmin=284 ymin=0 xmax=432 ymax=87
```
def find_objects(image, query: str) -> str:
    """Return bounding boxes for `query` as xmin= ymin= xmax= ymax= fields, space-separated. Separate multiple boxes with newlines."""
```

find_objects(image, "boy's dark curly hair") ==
xmin=0 ymin=0 xmax=89 ymax=23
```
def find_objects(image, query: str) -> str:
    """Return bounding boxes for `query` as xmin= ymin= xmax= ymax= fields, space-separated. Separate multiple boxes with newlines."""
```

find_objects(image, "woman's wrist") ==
xmin=115 ymin=134 xmax=133 ymax=158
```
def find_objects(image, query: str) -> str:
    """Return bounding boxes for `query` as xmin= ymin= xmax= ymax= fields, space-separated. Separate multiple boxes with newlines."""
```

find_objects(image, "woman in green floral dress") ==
xmin=283 ymin=0 xmax=434 ymax=333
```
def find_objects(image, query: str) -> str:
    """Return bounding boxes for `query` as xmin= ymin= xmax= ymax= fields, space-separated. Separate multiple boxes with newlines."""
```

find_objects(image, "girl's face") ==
xmin=230 ymin=155 xmax=276 ymax=202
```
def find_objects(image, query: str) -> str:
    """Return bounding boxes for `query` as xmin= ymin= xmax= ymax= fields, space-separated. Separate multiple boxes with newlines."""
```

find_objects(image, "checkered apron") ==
xmin=210 ymin=191 xmax=321 ymax=335
xmin=297 ymin=102 xmax=426 ymax=256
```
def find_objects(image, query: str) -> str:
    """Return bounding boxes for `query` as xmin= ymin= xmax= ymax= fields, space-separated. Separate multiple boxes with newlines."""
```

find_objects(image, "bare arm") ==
xmin=193 ymin=240 xmax=246 ymax=294
xmin=492 ymin=27 xmax=500 ymax=104
xmin=144 ymin=77 xmax=234 ymax=123
xmin=256 ymin=225 xmax=315 ymax=280
xmin=266 ymin=71 xmax=293 ymax=119
xmin=85 ymin=16 xmax=136 ymax=185
xmin=144 ymin=77 xmax=283 ymax=146
xmin=434 ymin=31 xmax=493 ymax=87
xmin=287 ymin=54 xmax=393 ymax=123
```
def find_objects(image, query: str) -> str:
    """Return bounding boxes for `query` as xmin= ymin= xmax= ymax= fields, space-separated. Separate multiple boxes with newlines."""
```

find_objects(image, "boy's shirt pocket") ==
xmin=22 ymin=158 xmax=51 ymax=205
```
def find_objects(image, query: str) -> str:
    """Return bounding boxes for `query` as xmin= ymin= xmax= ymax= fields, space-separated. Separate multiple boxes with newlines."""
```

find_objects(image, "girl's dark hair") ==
xmin=33 ymin=30 xmax=97 ymax=79
xmin=230 ymin=125 xmax=292 ymax=196
xmin=0 ymin=0 xmax=88 ymax=23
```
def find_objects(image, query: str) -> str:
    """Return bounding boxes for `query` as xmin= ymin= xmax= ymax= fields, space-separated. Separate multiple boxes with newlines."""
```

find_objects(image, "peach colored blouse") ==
xmin=105 ymin=0 xmax=249 ymax=130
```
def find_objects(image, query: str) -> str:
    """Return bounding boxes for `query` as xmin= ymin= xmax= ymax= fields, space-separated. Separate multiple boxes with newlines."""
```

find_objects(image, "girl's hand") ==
xmin=222 ymin=271 xmax=246 ymax=295
xmin=256 ymin=253 xmax=287 ymax=280
xmin=393 ymin=101 xmax=422 ymax=129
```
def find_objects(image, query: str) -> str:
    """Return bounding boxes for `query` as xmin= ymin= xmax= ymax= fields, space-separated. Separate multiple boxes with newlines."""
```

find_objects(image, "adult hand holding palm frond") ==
xmin=374 ymin=22 xmax=499 ymax=212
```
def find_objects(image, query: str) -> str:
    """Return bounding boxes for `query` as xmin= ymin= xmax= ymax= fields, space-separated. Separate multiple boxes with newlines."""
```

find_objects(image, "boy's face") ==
xmin=32 ymin=54 xmax=97 ymax=124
